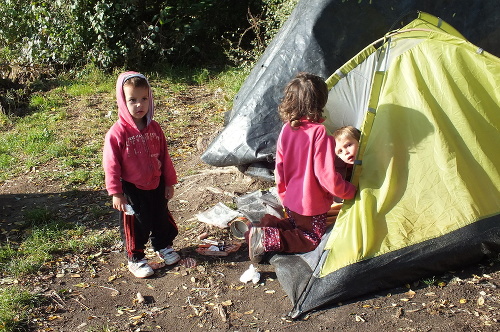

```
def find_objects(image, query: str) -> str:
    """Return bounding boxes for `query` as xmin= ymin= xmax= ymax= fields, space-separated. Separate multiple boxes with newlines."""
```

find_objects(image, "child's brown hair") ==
xmin=123 ymin=76 xmax=149 ymax=89
xmin=278 ymin=72 xmax=328 ymax=128
xmin=333 ymin=126 xmax=361 ymax=142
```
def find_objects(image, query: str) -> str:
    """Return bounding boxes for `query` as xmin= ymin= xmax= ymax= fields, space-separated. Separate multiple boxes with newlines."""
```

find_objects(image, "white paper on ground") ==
xmin=239 ymin=264 xmax=261 ymax=284
xmin=196 ymin=202 xmax=241 ymax=228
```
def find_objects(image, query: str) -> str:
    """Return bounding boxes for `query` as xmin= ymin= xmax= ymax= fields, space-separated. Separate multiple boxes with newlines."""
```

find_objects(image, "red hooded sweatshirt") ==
xmin=103 ymin=72 xmax=177 ymax=196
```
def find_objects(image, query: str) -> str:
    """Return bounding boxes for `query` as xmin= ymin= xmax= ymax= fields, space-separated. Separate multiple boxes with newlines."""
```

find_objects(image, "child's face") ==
xmin=123 ymin=85 xmax=149 ymax=123
xmin=335 ymin=136 xmax=359 ymax=164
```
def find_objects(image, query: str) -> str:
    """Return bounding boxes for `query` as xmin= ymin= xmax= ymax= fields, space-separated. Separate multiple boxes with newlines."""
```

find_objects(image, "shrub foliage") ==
xmin=0 ymin=0 xmax=297 ymax=71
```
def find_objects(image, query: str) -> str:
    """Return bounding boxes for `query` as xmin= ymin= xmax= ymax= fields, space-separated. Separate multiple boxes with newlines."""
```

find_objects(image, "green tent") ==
xmin=270 ymin=12 xmax=500 ymax=318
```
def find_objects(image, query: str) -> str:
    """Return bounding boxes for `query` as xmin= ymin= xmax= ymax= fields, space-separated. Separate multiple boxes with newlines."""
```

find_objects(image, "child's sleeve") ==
xmin=275 ymin=135 xmax=286 ymax=204
xmin=159 ymin=130 xmax=178 ymax=186
xmin=102 ymin=132 xmax=123 ymax=195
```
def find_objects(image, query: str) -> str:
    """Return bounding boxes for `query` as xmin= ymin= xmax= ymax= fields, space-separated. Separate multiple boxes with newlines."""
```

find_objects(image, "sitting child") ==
xmin=246 ymin=73 xmax=357 ymax=263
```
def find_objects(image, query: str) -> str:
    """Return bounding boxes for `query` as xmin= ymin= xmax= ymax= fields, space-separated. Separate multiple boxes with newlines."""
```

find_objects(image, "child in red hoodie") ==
xmin=248 ymin=72 xmax=357 ymax=263
xmin=103 ymin=72 xmax=180 ymax=278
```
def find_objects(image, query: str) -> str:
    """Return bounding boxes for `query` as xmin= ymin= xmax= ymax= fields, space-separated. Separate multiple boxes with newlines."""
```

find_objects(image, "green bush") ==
xmin=0 ymin=0 xmax=297 ymax=71
xmin=223 ymin=0 xmax=298 ymax=66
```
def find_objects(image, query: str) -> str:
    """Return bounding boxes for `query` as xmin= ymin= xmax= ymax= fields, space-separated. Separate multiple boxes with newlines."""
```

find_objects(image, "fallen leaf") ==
xmin=355 ymin=315 xmax=366 ymax=322
xmin=0 ymin=277 xmax=18 ymax=285
xmin=74 ymin=282 xmax=90 ymax=288
xmin=214 ymin=303 xmax=227 ymax=322
xmin=459 ymin=298 xmax=467 ymax=304
xmin=477 ymin=296 xmax=485 ymax=306
xmin=405 ymin=290 xmax=416 ymax=298
xmin=89 ymin=251 xmax=103 ymax=259
xmin=136 ymin=292 xmax=145 ymax=304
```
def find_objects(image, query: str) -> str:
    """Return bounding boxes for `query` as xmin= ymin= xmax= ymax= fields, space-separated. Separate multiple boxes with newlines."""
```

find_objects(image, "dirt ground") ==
xmin=0 ymin=84 xmax=499 ymax=332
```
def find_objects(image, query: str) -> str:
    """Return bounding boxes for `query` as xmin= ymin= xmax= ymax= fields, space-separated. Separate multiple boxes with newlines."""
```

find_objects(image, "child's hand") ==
xmin=165 ymin=186 xmax=174 ymax=200
xmin=112 ymin=193 xmax=128 ymax=212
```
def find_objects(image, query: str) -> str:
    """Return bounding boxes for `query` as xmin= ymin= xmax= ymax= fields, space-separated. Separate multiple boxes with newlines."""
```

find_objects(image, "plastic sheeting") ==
xmin=201 ymin=0 xmax=500 ymax=181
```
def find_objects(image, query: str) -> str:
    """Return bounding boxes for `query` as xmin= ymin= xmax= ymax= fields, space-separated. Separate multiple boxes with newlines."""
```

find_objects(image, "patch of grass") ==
xmin=9 ymin=222 xmax=73 ymax=275
xmin=86 ymin=325 xmax=120 ymax=332
xmin=29 ymin=92 xmax=64 ymax=113
xmin=192 ymin=68 xmax=210 ymax=85
xmin=66 ymin=169 xmax=93 ymax=185
xmin=87 ymin=204 xmax=110 ymax=219
xmin=0 ymin=106 xmax=67 ymax=180
xmin=0 ymin=243 xmax=16 ymax=266
xmin=0 ymin=219 xmax=118 ymax=277
xmin=66 ymin=63 xmax=116 ymax=95
xmin=1 ymin=208 xmax=118 ymax=277
xmin=0 ymin=152 xmax=15 ymax=172
xmin=24 ymin=207 xmax=56 ymax=227
xmin=209 ymin=66 xmax=250 ymax=100
xmin=46 ymin=141 xmax=73 ymax=158
xmin=0 ymin=286 xmax=45 ymax=332
xmin=210 ymin=112 xmax=225 ymax=124
xmin=422 ymin=276 xmax=436 ymax=286
xmin=65 ymin=83 xmax=97 ymax=96
xmin=0 ymin=111 xmax=13 ymax=129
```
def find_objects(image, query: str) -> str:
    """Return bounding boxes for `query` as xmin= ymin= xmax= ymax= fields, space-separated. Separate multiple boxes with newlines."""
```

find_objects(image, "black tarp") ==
xmin=200 ymin=0 xmax=500 ymax=180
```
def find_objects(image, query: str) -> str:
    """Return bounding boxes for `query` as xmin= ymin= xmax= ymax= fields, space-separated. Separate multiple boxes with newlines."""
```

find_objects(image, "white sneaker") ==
xmin=156 ymin=247 xmax=180 ymax=265
xmin=128 ymin=259 xmax=154 ymax=278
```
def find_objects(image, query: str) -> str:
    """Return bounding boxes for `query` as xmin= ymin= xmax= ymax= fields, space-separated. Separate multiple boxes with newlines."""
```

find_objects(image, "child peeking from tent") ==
xmin=333 ymin=125 xmax=361 ymax=181
xmin=246 ymin=72 xmax=357 ymax=263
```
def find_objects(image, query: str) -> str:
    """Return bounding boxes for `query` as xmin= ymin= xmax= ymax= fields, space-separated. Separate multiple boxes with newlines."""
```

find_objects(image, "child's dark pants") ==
xmin=120 ymin=179 xmax=178 ymax=262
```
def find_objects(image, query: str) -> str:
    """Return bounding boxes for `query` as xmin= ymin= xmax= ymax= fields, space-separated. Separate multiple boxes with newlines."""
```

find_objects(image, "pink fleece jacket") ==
xmin=275 ymin=119 xmax=356 ymax=216
xmin=102 ymin=72 xmax=177 ymax=195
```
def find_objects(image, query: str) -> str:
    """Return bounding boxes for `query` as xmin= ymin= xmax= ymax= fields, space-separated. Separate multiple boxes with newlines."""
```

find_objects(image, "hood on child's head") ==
xmin=116 ymin=71 xmax=154 ymax=129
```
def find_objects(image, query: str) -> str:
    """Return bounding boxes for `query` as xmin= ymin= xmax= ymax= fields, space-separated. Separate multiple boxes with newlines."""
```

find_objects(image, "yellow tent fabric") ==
xmin=321 ymin=13 xmax=500 ymax=276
